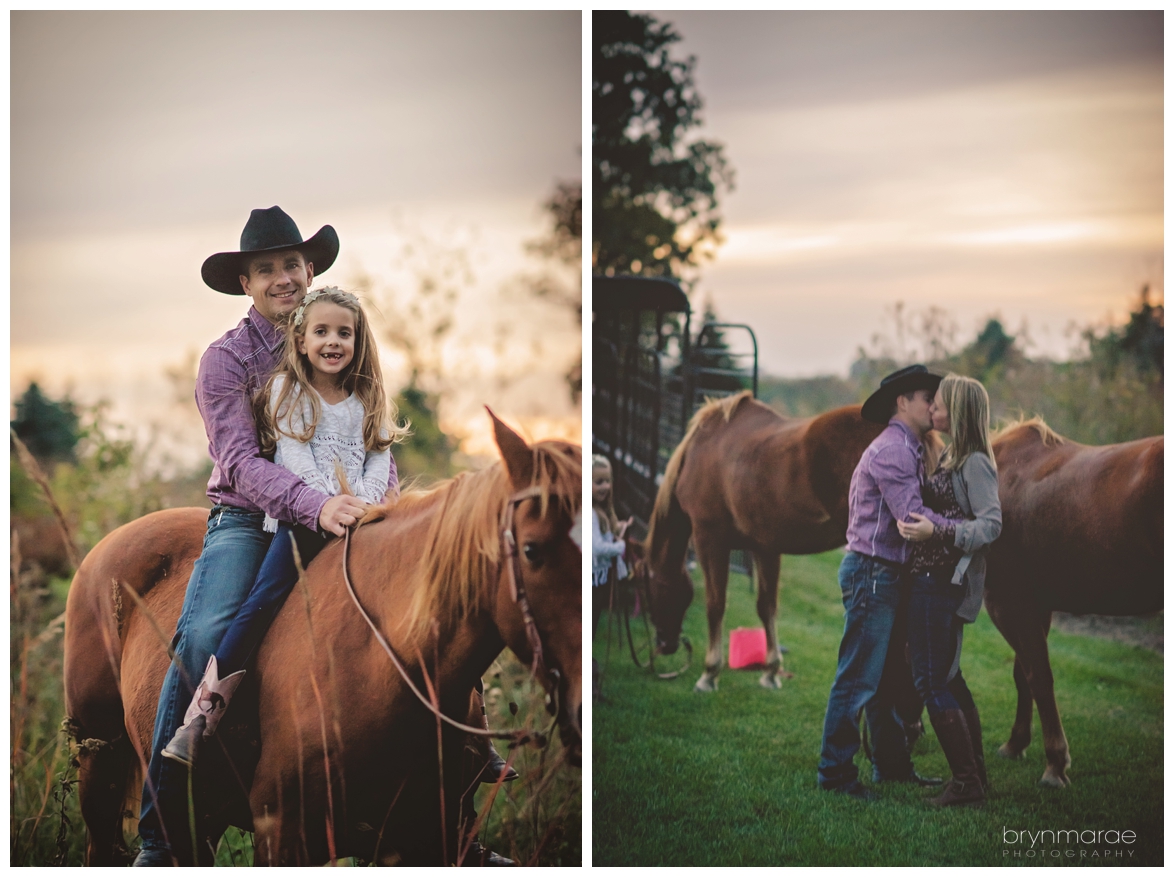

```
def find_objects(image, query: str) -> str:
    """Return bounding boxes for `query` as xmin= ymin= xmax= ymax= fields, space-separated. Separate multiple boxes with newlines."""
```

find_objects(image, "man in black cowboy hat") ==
xmin=134 ymin=207 xmax=385 ymax=866
xmin=816 ymin=365 xmax=954 ymax=800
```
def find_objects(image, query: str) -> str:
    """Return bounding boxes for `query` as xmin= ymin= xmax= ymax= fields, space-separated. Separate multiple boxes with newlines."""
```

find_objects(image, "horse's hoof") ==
xmin=1040 ymin=766 xmax=1071 ymax=788
xmin=997 ymin=742 xmax=1026 ymax=760
xmin=694 ymin=675 xmax=718 ymax=692
xmin=759 ymin=672 xmax=782 ymax=690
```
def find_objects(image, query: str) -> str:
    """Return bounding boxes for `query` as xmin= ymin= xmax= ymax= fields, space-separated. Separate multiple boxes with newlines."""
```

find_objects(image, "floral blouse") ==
xmin=908 ymin=467 xmax=965 ymax=575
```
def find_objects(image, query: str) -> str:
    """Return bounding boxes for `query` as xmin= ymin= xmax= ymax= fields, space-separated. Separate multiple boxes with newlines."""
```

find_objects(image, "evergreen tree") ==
xmin=390 ymin=379 xmax=455 ymax=482
xmin=692 ymin=299 xmax=748 ymax=393
xmin=11 ymin=382 xmax=79 ymax=463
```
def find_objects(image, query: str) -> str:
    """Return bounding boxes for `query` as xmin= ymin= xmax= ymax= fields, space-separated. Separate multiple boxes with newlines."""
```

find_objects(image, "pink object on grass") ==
xmin=729 ymin=627 xmax=767 ymax=669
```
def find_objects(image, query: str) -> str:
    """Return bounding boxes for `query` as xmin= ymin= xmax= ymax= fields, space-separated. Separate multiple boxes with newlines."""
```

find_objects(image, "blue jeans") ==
xmin=818 ymin=552 xmax=914 ymax=789
xmin=138 ymin=506 xmax=272 ymax=860
xmin=215 ymin=523 xmax=325 ymax=676
xmin=907 ymin=568 xmax=976 ymax=716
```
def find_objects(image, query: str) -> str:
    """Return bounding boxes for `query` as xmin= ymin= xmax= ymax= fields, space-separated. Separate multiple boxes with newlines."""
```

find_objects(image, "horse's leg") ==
xmin=75 ymin=734 xmax=134 ymax=865
xmin=252 ymin=757 xmax=321 ymax=866
xmin=985 ymin=594 xmax=1035 ymax=759
xmin=999 ymin=657 xmax=1034 ymax=759
xmin=1021 ymin=613 xmax=1071 ymax=787
xmin=693 ymin=531 xmax=730 ymax=693
xmin=752 ymin=550 xmax=787 ymax=689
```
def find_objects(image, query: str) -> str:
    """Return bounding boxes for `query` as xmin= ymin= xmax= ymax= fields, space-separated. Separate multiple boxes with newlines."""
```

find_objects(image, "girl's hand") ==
xmin=616 ymin=517 xmax=634 ymax=539
xmin=897 ymin=513 xmax=934 ymax=542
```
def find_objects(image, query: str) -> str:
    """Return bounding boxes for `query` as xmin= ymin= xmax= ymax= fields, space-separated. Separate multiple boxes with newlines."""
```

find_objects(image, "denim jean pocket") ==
xmin=207 ymin=505 xmax=265 ymax=534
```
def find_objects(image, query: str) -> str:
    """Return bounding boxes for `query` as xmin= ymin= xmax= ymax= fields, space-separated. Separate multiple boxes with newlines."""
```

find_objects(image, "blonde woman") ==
xmin=898 ymin=374 xmax=1002 ymax=807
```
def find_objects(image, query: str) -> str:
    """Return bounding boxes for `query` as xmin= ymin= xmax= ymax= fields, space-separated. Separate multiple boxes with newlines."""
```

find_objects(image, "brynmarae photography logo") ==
xmin=1001 ymin=826 xmax=1138 ymax=861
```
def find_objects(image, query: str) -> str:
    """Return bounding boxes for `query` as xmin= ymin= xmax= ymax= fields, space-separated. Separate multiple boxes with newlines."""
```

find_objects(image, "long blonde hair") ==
xmin=592 ymin=454 xmax=620 ymax=534
xmin=937 ymin=374 xmax=995 ymax=472
xmin=258 ymin=287 xmax=409 ymax=455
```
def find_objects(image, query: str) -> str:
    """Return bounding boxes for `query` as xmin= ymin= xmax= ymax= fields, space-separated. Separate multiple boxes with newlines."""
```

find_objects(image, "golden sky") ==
xmin=11 ymin=11 xmax=581 ymax=466
xmin=661 ymin=11 xmax=1162 ymax=375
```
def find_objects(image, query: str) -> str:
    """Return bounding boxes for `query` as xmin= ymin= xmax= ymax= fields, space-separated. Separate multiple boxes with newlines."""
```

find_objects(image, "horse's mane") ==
xmin=647 ymin=391 xmax=755 ymax=548
xmin=398 ymin=440 xmax=581 ymax=638
xmin=703 ymin=390 xmax=755 ymax=424
xmin=993 ymin=415 xmax=1065 ymax=446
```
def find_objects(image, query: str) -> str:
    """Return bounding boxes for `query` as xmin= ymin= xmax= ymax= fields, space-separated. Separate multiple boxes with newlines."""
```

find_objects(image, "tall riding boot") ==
xmin=471 ymin=686 xmax=519 ymax=784
xmin=161 ymin=656 xmax=246 ymax=768
xmin=927 ymin=709 xmax=986 ymax=807
xmin=962 ymin=707 xmax=988 ymax=793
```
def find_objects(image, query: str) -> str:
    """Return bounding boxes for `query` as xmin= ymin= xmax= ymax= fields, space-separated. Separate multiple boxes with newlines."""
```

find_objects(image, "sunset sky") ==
xmin=11 ymin=11 xmax=581 ymax=466
xmin=658 ymin=11 xmax=1162 ymax=376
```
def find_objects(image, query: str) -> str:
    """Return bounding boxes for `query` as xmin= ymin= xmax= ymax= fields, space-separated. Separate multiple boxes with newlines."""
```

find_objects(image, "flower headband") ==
xmin=292 ymin=287 xmax=359 ymax=328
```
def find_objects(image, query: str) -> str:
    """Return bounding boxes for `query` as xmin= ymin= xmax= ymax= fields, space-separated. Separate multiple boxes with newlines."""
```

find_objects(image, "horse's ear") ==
xmin=487 ymin=407 xmax=533 ymax=491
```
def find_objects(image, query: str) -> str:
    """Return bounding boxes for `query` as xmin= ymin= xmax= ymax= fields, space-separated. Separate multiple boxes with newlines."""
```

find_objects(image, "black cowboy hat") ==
xmin=201 ymin=206 xmax=339 ymax=295
xmin=861 ymin=364 xmax=943 ymax=424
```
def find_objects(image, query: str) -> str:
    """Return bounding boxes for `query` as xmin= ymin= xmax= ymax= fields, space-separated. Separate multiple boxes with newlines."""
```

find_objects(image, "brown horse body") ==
xmin=984 ymin=421 xmax=1162 ymax=786
xmin=64 ymin=420 xmax=582 ymax=865
xmin=645 ymin=392 xmax=886 ymax=691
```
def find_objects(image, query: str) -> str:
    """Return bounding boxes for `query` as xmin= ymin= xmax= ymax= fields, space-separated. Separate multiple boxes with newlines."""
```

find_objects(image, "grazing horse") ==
xmin=985 ymin=419 xmax=1162 ymax=788
xmin=63 ymin=414 xmax=582 ymax=865
xmin=645 ymin=392 xmax=914 ymax=692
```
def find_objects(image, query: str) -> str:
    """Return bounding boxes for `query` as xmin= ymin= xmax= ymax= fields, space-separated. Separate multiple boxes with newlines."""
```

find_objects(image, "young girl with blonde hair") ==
xmin=592 ymin=455 xmax=631 ymax=637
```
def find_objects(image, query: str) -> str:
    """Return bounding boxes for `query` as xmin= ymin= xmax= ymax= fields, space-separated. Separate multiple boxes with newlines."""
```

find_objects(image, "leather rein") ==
xmin=340 ymin=485 xmax=557 ymax=743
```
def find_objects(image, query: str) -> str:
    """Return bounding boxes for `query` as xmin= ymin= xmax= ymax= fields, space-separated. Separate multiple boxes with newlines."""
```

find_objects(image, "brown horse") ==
xmin=645 ymin=392 xmax=903 ymax=691
xmin=985 ymin=419 xmax=1162 ymax=787
xmin=63 ymin=414 xmax=582 ymax=865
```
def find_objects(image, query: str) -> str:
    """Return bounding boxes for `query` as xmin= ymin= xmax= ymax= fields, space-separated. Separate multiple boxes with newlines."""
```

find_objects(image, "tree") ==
xmin=593 ymin=11 xmax=734 ymax=281
xmin=11 ymin=382 xmax=79 ymax=464
xmin=527 ymin=179 xmax=583 ymax=401
xmin=692 ymin=298 xmax=748 ymax=394
xmin=1086 ymin=284 xmax=1163 ymax=378
xmin=389 ymin=383 xmax=455 ymax=481
xmin=958 ymin=318 xmax=1021 ymax=380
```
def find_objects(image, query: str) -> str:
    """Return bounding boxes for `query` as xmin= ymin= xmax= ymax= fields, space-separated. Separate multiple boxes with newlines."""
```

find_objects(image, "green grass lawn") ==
xmin=591 ymin=551 xmax=1162 ymax=866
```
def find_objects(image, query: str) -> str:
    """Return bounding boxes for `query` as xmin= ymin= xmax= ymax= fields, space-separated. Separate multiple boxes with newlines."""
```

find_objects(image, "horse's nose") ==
xmin=656 ymin=635 xmax=679 ymax=656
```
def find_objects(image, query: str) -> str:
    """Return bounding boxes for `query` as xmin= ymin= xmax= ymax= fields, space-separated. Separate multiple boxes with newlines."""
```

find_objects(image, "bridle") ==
xmin=340 ymin=484 xmax=570 ymax=743
xmin=498 ymin=485 xmax=549 ymax=686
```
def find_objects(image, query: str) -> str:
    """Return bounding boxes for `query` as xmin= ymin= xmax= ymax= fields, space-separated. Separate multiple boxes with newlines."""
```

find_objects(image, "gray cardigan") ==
xmin=948 ymin=451 xmax=1002 ymax=623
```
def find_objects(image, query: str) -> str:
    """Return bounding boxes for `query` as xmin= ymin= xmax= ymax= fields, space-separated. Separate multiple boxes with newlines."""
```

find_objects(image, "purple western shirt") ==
xmin=844 ymin=418 xmax=950 ymax=565
xmin=198 ymin=305 xmax=398 ymax=531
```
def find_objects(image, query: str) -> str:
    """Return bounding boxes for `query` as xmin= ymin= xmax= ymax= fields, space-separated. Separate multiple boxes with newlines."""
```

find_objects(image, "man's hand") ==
xmin=319 ymin=495 xmax=368 ymax=537
xmin=896 ymin=512 xmax=934 ymax=543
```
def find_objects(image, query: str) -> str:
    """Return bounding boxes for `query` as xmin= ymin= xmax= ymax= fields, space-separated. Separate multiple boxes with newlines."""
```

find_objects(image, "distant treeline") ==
xmin=758 ymin=289 xmax=1163 ymax=447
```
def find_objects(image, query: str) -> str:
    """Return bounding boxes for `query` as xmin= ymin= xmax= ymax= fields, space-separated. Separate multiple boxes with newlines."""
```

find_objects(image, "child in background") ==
xmin=592 ymin=454 xmax=630 ymax=639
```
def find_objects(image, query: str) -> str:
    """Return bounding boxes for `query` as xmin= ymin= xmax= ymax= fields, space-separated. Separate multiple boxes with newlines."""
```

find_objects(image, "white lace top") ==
xmin=263 ymin=375 xmax=392 ymax=533
xmin=591 ymin=509 xmax=628 ymax=587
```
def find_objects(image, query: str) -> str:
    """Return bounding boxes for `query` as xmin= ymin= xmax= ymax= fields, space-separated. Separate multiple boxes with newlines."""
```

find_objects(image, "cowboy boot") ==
xmin=464 ymin=841 xmax=515 ymax=866
xmin=927 ymin=709 xmax=986 ymax=807
xmin=962 ymin=707 xmax=989 ymax=793
xmin=161 ymin=656 xmax=246 ymax=768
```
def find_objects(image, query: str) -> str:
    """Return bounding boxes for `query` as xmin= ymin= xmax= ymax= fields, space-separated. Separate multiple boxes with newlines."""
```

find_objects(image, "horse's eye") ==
xmin=523 ymin=543 xmax=544 ymax=568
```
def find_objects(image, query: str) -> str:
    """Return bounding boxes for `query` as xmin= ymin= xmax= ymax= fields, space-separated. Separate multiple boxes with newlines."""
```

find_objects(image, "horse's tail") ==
xmin=646 ymin=391 xmax=752 ymax=567
xmin=62 ymin=508 xmax=206 ymax=864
